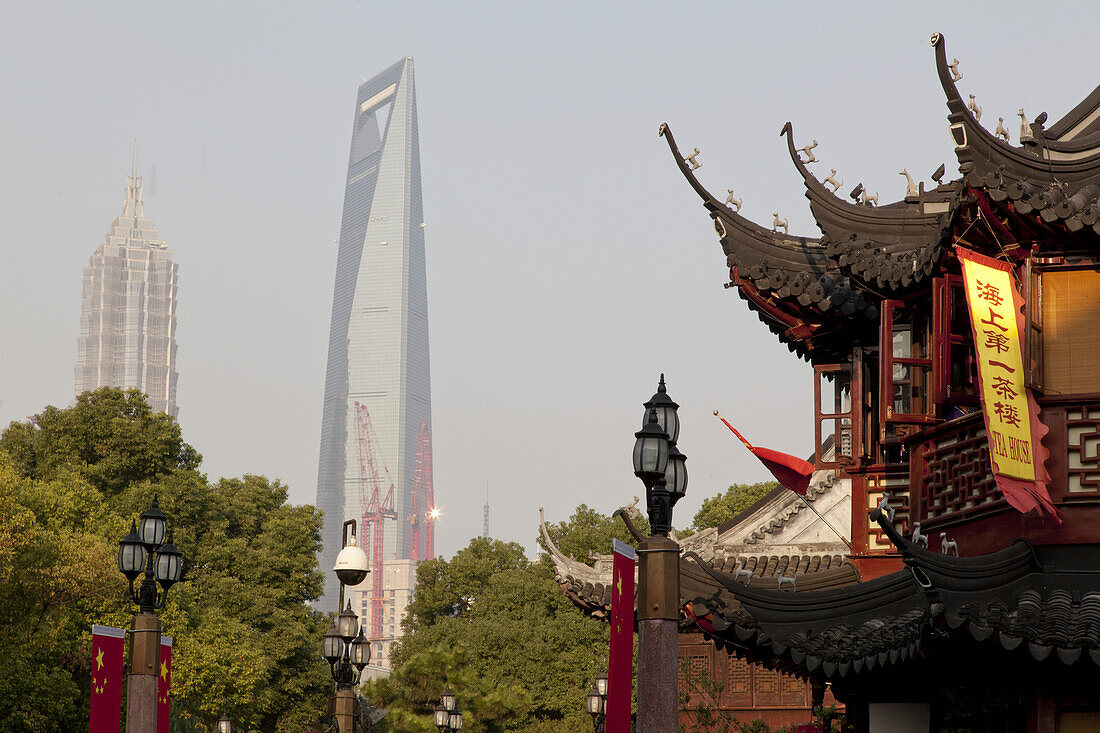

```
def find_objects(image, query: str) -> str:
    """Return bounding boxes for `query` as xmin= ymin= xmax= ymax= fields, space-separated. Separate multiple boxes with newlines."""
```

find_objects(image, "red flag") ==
xmin=158 ymin=636 xmax=173 ymax=733
xmin=714 ymin=411 xmax=814 ymax=494
xmin=606 ymin=539 xmax=635 ymax=733
xmin=89 ymin=625 xmax=125 ymax=733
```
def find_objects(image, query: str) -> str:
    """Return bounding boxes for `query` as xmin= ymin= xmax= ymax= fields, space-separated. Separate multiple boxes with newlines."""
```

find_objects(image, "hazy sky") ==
xmin=1 ymin=2 xmax=1095 ymax=558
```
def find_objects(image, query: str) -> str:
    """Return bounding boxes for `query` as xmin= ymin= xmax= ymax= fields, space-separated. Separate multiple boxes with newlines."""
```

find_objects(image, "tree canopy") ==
xmin=0 ymin=388 xmax=329 ymax=732
xmin=366 ymin=536 xmax=613 ymax=732
xmin=689 ymin=482 xmax=778 ymax=533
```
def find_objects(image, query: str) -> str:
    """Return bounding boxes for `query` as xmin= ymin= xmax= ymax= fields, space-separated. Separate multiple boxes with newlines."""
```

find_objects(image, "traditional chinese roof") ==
xmin=667 ymin=32 xmax=1100 ymax=361
xmin=540 ymin=489 xmax=856 ymax=621
xmin=931 ymin=33 xmax=1100 ymax=242
xmin=684 ymin=508 xmax=1100 ymax=689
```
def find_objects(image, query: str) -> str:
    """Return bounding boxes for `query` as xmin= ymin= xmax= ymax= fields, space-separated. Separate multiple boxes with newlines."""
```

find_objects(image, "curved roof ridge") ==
xmin=932 ymin=32 xmax=1100 ymax=181
xmin=539 ymin=507 xmax=607 ymax=585
xmin=659 ymin=122 xmax=824 ymax=250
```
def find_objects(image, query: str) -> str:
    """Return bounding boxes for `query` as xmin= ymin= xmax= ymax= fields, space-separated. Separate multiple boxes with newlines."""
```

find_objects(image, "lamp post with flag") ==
xmin=632 ymin=375 xmax=688 ymax=733
xmin=116 ymin=496 xmax=185 ymax=733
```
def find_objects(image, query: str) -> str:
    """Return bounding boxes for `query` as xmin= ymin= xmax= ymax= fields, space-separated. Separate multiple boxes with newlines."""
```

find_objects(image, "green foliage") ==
xmin=690 ymin=482 xmax=778 ymax=533
xmin=0 ymin=389 xmax=329 ymax=732
xmin=368 ymin=537 xmax=611 ymax=732
xmin=537 ymin=503 xmax=647 ymax=564
xmin=0 ymin=387 xmax=201 ymax=496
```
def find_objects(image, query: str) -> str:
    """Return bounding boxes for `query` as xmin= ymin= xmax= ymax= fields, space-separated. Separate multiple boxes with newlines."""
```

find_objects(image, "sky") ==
xmin=1 ymin=1 xmax=1096 ymax=559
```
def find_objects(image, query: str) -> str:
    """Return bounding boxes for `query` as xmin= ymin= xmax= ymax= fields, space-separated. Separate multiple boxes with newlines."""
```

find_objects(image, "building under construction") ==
xmin=315 ymin=58 xmax=435 ymax=673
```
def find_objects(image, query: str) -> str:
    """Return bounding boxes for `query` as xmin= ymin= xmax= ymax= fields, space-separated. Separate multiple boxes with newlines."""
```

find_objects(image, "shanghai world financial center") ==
xmin=315 ymin=57 xmax=434 ymax=627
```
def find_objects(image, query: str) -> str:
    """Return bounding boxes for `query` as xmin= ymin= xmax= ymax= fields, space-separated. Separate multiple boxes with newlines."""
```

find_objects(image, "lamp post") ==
xmin=216 ymin=713 xmax=232 ymax=733
xmin=433 ymin=686 xmax=462 ymax=732
xmin=117 ymin=495 xmax=185 ymax=733
xmin=586 ymin=669 xmax=608 ymax=732
xmin=633 ymin=375 xmax=687 ymax=733
xmin=325 ymin=520 xmax=371 ymax=733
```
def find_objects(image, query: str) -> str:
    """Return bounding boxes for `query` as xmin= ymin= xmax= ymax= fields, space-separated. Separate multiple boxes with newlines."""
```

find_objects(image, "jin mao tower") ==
xmin=76 ymin=155 xmax=179 ymax=416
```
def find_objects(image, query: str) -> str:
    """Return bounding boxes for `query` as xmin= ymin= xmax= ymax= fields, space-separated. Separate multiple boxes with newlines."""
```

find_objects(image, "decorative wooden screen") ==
xmin=909 ymin=412 xmax=1001 ymax=525
xmin=1066 ymin=404 xmax=1100 ymax=496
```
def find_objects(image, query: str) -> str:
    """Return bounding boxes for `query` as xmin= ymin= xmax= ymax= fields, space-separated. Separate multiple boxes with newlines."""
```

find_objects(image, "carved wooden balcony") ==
xmin=906 ymin=398 xmax=1100 ymax=540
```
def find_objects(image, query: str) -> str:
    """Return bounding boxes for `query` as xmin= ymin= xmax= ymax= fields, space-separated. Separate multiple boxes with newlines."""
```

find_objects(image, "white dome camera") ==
xmin=333 ymin=533 xmax=369 ymax=586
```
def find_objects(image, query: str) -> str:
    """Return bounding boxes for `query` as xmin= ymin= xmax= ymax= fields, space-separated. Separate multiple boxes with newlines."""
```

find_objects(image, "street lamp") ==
xmin=117 ymin=495 xmax=185 ymax=733
xmin=216 ymin=713 xmax=232 ymax=733
xmin=632 ymin=375 xmax=687 ymax=733
xmin=587 ymin=673 xmax=607 ymax=733
xmin=434 ymin=687 xmax=462 ymax=732
xmin=324 ymin=520 xmax=372 ymax=733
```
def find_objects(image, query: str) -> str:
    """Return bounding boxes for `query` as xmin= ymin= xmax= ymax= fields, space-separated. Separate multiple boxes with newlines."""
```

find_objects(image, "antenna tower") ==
xmin=482 ymin=484 xmax=489 ymax=537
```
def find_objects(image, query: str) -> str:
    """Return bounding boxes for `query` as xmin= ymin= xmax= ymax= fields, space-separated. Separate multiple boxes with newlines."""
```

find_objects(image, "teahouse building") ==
xmin=657 ymin=32 xmax=1100 ymax=732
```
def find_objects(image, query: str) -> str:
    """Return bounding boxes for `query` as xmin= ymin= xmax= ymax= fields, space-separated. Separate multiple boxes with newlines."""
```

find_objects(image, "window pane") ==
xmin=892 ymin=363 xmax=932 ymax=416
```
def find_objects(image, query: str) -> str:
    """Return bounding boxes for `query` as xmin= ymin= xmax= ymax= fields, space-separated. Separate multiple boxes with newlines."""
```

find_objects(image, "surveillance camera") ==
xmin=333 ymin=537 xmax=369 ymax=586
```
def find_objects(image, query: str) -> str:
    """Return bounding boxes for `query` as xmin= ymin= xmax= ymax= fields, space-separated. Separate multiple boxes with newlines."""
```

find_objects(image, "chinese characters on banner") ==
xmin=957 ymin=247 xmax=1059 ymax=519
xmin=89 ymin=625 xmax=126 ymax=733
xmin=606 ymin=539 xmax=635 ymax=733
xmin=158 ymin=636 xmax=173 ymax=733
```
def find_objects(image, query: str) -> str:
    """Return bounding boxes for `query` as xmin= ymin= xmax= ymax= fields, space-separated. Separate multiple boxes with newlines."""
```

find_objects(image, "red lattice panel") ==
xmin=1066 ymin=406 xmax=1100 ymax=496
xmin=724 ymin=657 xmax=752 ymax=708
xmin=911 ymin=413 xmax=1002 ymax=525
xmin=865 ymin=471 xmax=910 ymax=552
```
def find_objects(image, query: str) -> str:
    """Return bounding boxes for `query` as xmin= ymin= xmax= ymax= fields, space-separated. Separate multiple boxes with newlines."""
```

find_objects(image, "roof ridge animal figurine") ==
xmin=939 ymin=532 xmax=959 ymax=557
xmin=797 ymin=139 xmax=818 ymax=163
xmin=948 ymin=57 xmax=962 ymax=82
xmin=968 ymin=94 xmax=982 ymax=122
xmin=777 ymin=574 xmax=796 ymax=591
xmin=823 ymin=169 xmax=843 ymax=193
xmin=912 ymin=522 xmax=928 ymax=548
xmin=725 ymin=189 xmax=742 ymax=212
xmin=876 ymin=492 xmax=895 ymax=522
xmin=995 ymin=117 xmax=1010 ymax=142
xmin=686 ymin=147 xmax=701 ymax=170
xmin=733 ymin=561 xmax=754 ymax=584
xmin=1019 ymin=109 xmax=1035 ymax=143
xmin=861 ymin=189 xmax=878 ymax=207
xmin=772 ymin=212 xmax=788 ymax=234
xmin=900 ymin=169 xmax=919 ymax=198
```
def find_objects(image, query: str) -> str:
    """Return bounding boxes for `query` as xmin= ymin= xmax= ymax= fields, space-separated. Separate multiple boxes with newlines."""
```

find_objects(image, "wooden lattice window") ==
xmin=815 ymin=363 xmax=857 ymax=468
xmin=881 ymin=300 xmax=935 ymax=423
xmin=933 ymin=275 xmax=978 ymax=409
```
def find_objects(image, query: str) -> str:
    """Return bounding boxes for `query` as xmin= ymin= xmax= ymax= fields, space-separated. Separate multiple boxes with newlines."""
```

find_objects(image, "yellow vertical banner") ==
xmin=958 ymin=249 xmax=1035 ymax=480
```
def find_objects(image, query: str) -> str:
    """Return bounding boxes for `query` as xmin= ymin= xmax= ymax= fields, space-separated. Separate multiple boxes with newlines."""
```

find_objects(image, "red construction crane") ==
xmin=352 ymin=401 xmax=397 ymax=650
xmin=410 ymin=420 xmax=435 ymax=561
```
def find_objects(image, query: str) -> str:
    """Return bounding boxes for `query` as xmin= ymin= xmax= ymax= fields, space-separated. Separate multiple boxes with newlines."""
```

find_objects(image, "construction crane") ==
xmin=410 ymin=420 xmax=435 ymax=561
xmin=352 ymin=401 xmax=397 ymax=651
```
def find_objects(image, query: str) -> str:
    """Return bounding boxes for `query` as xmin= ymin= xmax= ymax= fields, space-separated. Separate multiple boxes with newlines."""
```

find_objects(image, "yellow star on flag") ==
xmin=616 ymin=573 xmax=622 ymax=598
xmin=96 ymin=648 xmax=104 ymax=670
xmin=161 ymin=660 xmax=169 ymax=680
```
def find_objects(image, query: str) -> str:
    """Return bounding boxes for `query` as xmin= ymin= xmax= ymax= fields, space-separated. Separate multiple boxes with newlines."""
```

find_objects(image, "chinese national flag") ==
xmin=89 ymin=625 xmax=125 ymax=733
xmin=606 ymin=539 xmax=635 ymax=733
xmin=714 ymin=412 xmax=814 ymax=494
xmin=158 ymin=636 xmax=173 ymax=733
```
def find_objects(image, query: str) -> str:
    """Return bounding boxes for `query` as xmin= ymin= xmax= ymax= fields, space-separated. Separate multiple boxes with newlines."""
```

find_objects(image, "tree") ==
xmin=367 ymin=537 xmax=612 ymax=732
xmin=537 ymin=503 xmax=648 ymax=564
xmin=0 ymin=390 xmax=330 ymax=732
xmin=0 ymin=387 xmax=201 ymax=497
xmin=690 ymin=482 xmax=778 ymax=533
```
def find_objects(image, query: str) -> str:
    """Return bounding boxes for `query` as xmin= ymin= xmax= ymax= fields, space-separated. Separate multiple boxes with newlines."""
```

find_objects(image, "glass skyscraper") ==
xmin=316 ymin=58 xmax=433 ymax=617
xmin=76 ymin=158 xmax=179 ymax=417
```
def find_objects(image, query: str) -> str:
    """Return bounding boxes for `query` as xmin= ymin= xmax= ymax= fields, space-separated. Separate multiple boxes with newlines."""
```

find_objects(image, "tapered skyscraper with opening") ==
xmin=316 ymin=58 xmax=433 ymax=616
xmin=76 ymin=156 xmax=179 ymax=416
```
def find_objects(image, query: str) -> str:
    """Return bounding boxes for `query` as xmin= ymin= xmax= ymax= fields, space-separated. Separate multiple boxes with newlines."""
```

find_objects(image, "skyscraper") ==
xmin=316 ymin=58 xmax=433 ymax=628
xmin=76 ymin=155 xmax=179 ymax=417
